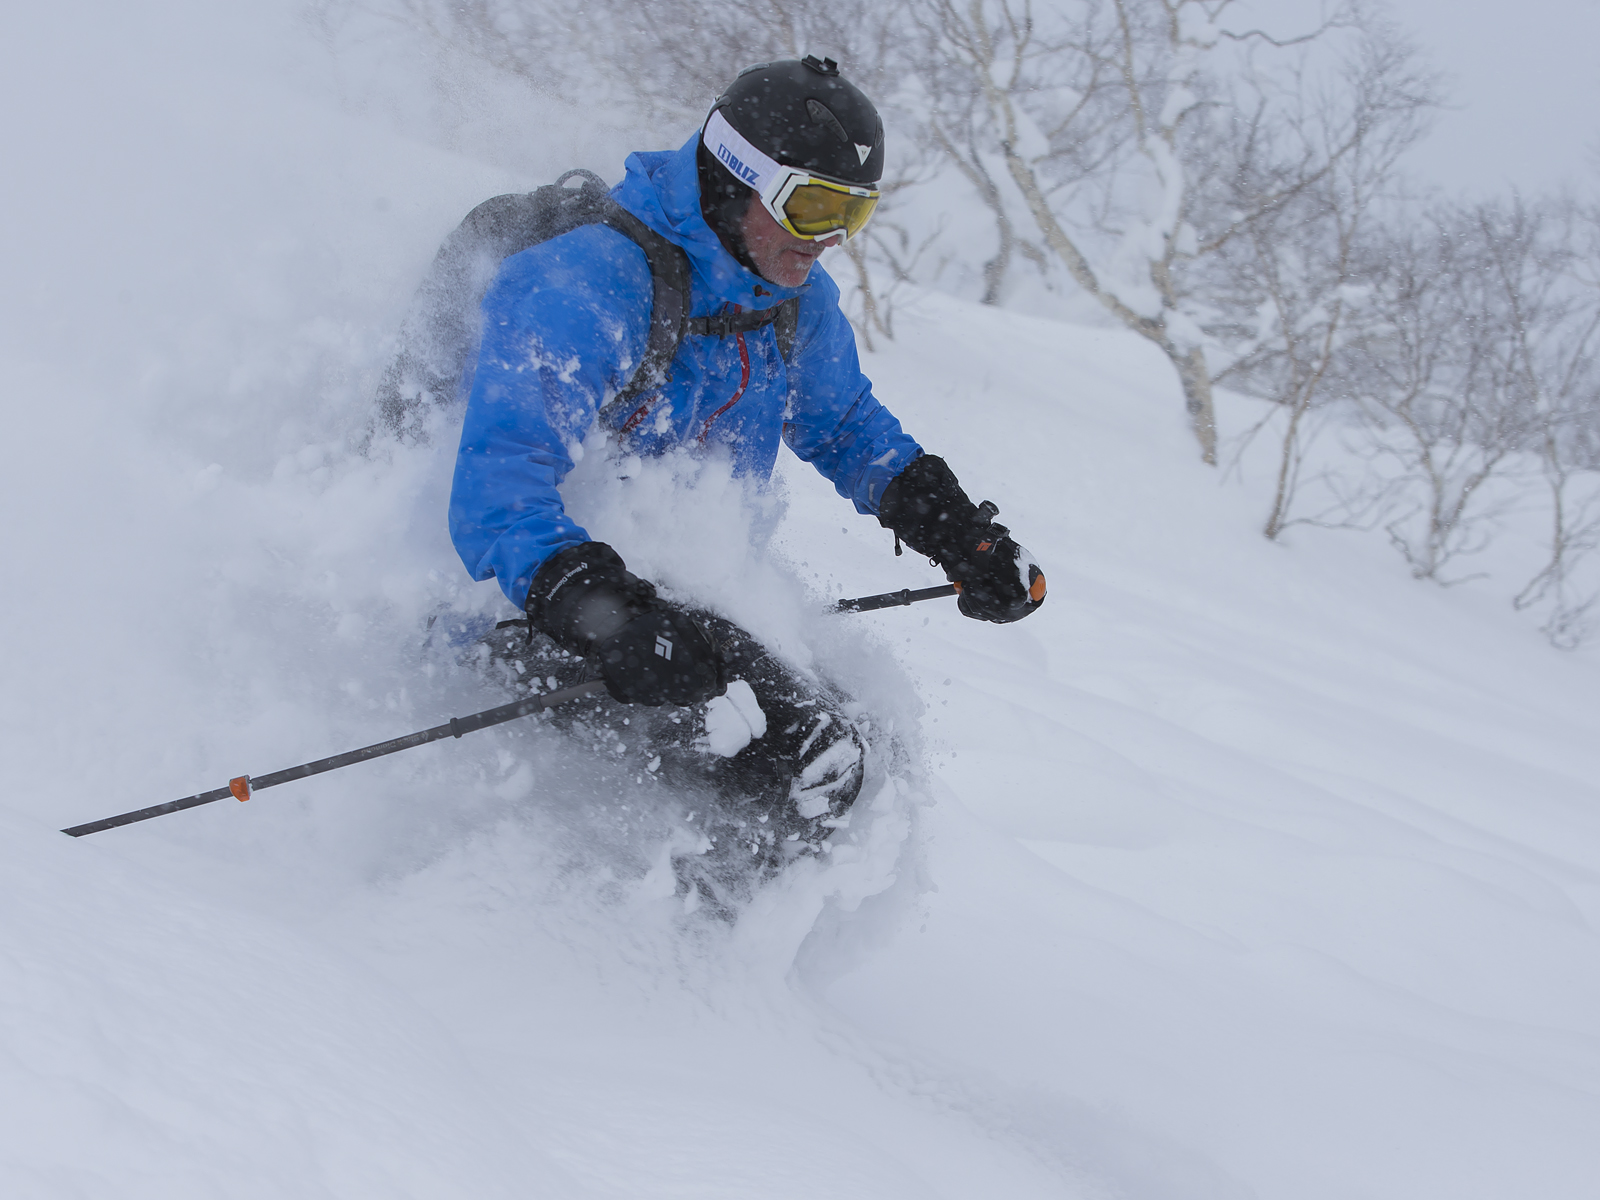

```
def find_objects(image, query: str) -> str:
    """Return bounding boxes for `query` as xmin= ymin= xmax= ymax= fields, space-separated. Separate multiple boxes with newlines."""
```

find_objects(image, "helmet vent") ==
xmin=801 ymin=55 xmax=840 ymax=76
xmin=806 ymin=98 xmax=850 ymax=144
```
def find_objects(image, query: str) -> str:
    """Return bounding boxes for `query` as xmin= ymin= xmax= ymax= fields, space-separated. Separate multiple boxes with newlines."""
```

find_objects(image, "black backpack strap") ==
xmin=599 ymin=207 xmax=691 ymax=418
xmin=590 ymin=211 xmax=804 ymax=431
xmin=774 ymin=296 xmax=800 ymax=361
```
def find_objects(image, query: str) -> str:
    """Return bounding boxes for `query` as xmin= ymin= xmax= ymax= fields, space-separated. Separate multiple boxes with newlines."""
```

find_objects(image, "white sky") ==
xmin=1234 ymin=0 xmax=1600 ymax=197
xmin=1352 ymin=0 xmax=1599 ymax=196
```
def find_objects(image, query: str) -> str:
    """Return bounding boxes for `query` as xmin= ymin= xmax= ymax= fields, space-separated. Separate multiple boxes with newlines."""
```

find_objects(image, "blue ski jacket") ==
xmin=448 ymin=132 xmax=923 ymax=607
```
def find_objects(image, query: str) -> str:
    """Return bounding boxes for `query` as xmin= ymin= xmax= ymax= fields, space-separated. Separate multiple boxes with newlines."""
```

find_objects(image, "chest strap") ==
xmin=687 ymin=304 xmax=789 ymax=340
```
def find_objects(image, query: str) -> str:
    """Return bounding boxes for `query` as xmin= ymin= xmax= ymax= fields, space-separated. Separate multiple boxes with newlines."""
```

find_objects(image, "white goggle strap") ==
xmin=703 ymin=109 xmax=803 ymax=223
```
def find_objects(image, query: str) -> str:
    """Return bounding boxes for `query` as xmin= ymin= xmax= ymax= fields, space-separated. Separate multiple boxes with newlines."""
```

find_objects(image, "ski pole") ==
xmin=832 ymin=583 xmax=957 ymax=613
xmin=60 ymin=680 xmax=610 ymax=838
xmin=497 ymin=583 xmax=960 ymax=625
xmin=66 ymin=585 xmax=956 ymax=838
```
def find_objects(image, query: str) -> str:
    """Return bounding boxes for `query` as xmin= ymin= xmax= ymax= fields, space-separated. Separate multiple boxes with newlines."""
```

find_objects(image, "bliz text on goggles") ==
xmin=703 ymin=109 xmax=880 ymax=242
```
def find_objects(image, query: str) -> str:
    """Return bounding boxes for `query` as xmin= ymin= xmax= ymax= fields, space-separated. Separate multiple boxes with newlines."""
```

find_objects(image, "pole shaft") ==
xmin=61 ymin=680 xmax=609 ymax=838
xmin=833 ymin=583 xmax=957 ymax=613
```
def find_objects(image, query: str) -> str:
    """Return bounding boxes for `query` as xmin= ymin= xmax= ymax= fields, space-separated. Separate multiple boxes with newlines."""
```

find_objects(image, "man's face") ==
xmin=738 ymin=199 xmax=844 ymax=288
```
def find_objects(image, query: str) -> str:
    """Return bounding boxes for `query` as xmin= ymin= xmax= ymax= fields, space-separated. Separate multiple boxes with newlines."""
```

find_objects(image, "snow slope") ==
xmin=3 ymin=3 xmax=1599 ymax=1198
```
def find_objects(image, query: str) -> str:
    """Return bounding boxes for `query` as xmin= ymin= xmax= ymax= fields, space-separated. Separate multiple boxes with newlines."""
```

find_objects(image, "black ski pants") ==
xmin=479 ymin=613 xmax=866 ymax=857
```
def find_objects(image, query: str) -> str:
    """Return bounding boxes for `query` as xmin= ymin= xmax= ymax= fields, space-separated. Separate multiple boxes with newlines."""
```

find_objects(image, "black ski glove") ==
xmin=526 ymin=542 xmax=727 ymax=706
xmin=878 ymin=455 xmax=1046 ymax=624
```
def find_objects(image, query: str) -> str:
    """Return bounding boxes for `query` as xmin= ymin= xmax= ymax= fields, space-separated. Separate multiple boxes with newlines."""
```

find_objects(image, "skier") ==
xmin=448 ymin=56 xmax=1045 ymax=874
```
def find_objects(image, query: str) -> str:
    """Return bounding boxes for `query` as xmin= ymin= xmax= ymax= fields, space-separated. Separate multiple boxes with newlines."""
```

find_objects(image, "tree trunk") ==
xmin=1263 ymin=388 xmax=1313 ymax=540
xmin=1000 ymin=138 xmax=1218 ymax=465
xmin=1176 ymin=345 xmax=1218 ymax=466
xmin=981 ymin=209 xmax=1015 ymax=306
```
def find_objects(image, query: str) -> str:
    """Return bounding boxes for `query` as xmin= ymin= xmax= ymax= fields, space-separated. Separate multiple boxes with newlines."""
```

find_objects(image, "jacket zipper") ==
xmin=697 ymin=329 xmax=751 ymax=443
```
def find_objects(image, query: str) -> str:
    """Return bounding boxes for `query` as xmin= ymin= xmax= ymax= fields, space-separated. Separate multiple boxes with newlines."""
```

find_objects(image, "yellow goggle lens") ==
xmin=780 ymin=182 xmax=880 ymax=240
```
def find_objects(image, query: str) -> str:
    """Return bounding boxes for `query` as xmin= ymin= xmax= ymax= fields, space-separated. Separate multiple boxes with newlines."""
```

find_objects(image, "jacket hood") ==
xmin=613 ymin=132 xmax=808 ymax=314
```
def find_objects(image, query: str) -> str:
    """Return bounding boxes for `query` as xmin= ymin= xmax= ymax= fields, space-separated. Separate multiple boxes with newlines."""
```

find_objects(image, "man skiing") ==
xmin=447 ymin=56 xmax=1045 ymax=875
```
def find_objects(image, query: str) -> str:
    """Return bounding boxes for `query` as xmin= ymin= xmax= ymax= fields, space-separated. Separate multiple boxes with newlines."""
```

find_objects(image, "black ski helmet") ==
xmin=698 ymin=56 xmax=884 ymax=270
xmin=709 ymin=55 xmax=885 ymax=187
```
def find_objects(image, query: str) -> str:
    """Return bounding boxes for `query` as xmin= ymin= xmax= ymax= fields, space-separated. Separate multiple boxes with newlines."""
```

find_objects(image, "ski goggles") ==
xmin=703 ymin=109 xmax=880 ymax=242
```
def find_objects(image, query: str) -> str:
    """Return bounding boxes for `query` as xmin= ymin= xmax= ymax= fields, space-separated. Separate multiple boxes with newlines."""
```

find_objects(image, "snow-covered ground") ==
xmin=4 ymin=3 xmax=1599 ymax=1198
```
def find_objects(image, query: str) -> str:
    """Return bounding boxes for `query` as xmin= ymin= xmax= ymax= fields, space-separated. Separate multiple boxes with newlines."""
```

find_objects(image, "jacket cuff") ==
xmin=876 ymin=454 xmax=980 ymax=560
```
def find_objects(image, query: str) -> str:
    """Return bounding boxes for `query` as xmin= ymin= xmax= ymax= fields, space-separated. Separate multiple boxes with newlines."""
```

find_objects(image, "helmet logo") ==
xmin=706 ymin=110 xmax=779 ymax=189
xmin=714 ymin=141 xmax=761 ymax=187
xmin=855 ymin=143 xmax=872 ymax=165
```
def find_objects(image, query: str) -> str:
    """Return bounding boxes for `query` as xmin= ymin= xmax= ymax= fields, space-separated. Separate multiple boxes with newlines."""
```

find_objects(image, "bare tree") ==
xmin=590 ymin=0 xmax=911 ymax=128
xmin=898 ymin=3 xmax=1078 ymax=305
xmin=834 ymin=171 xmax=948 ymax=349
xmin=1208 ymin=32 xmax=1436 ymax=537
xmin=1518 ymin=387 xmax=1600 ymax=646
xmin=1339 ymin=205 xmax=1557 ymax=582
xmin=904 ymin=0 xmax=1436 ymax=465
xmin=1505 ymin=200 xmax=1600 ymax=644
xmin=325 ymin=0 xmax=910 ymax=150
